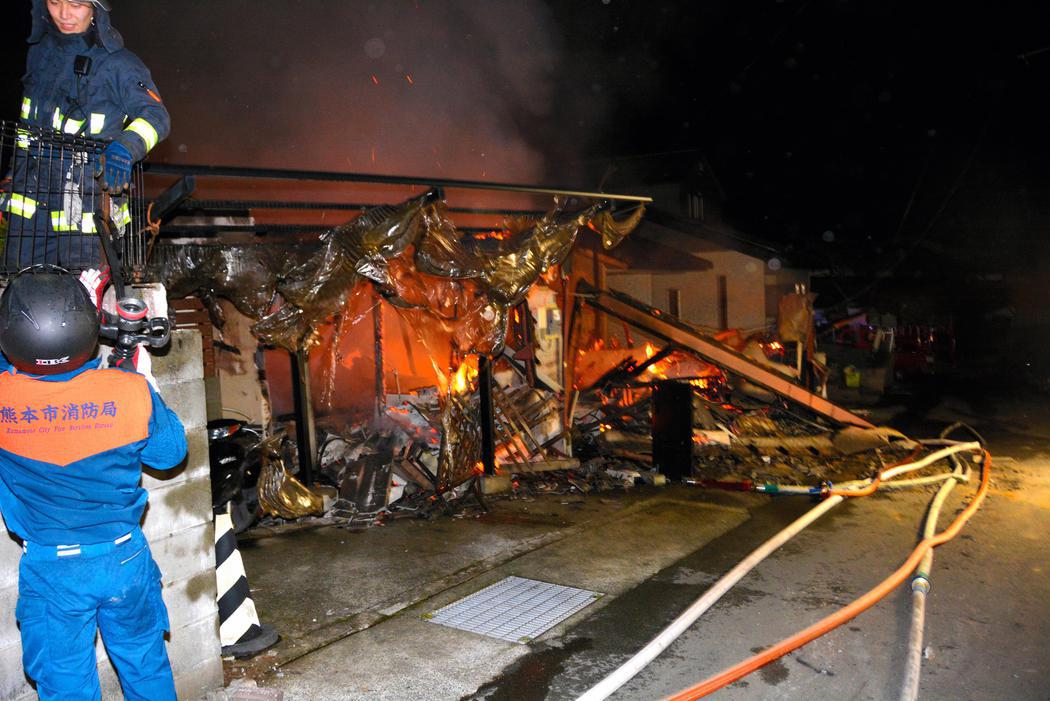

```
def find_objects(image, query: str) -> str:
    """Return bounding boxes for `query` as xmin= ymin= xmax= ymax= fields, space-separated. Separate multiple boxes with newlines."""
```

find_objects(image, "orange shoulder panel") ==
xmin=0 ymin=369 xmax=152 ymax=467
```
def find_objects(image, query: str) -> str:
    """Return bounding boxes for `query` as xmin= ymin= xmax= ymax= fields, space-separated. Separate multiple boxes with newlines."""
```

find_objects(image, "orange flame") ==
xmin=473 ymin=230 xmax=511 ymax=241
xmin=453 ymin=363 xmax=472 ymax=394
xmin=436 ymin=358 xmax=479 ymax=396
xmin=643 ymin=343 xmax=675 ymax=379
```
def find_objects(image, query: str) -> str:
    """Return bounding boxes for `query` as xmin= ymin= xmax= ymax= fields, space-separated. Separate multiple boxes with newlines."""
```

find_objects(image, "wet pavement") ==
xmin=226 ymin=385 xmax=1050 ymax=700
xmin=493 ymin=459 xmax=1050 ymax=700
xmin=235 ymin=491 xmax=750 ymax=700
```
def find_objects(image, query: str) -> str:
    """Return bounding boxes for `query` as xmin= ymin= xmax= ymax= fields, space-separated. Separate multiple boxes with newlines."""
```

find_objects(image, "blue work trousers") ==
xmin=15 ymin=529 xmax=176 ymax=701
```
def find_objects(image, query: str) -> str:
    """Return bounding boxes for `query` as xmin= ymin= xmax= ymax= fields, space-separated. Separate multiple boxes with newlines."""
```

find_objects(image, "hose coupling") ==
xmin=911 ymin=575 xmax=931 ymax=594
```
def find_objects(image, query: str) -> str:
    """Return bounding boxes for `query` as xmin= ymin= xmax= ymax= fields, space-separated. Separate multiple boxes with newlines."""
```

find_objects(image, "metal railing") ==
xmin=142 ymin=162 xmax=652 ymax=242
xmin=0 ymin=120 xmax=147 ymax=279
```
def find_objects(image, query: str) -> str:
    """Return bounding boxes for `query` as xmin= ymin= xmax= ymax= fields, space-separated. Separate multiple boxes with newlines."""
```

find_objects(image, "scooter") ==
xmin=207 ymin=418 xmax=263 ymax=533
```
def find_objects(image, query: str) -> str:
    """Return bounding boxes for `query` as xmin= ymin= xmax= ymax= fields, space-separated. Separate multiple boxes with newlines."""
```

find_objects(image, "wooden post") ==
xmin=373 ymin=291 xmax=385 ymax=419
xmin=289 ymin=349 xmax=316 ymax=486
xmin=478 ymin=355 xmax=497 ymax=476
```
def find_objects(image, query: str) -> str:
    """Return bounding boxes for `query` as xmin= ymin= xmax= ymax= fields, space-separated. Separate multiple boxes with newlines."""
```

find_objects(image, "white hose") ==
xmin=898 ymin=456 xmax=971 ymax=700
xmin=575 ymin=494 xmax=845 ymax=701
xmin=878 ymin=442 xmax=979 ymax=482
xmin=839 ymin=470 xmax=970 ymax=491
xmin=762 ymin=442 xmax=980 ymax=495
xmin=576 ymin=442 xmax=980 ymax=701
xmin=901 ymin=586 xmax=928 ymax=699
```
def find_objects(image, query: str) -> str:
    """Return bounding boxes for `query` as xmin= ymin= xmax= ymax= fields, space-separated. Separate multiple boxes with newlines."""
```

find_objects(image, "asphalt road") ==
xmin=238 ymin=383 xmax=1050 ymax=701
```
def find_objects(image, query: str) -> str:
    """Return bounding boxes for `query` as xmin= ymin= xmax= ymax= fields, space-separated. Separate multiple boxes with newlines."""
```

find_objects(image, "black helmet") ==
xmin=0 ymin=268 xmax=99 ymax=375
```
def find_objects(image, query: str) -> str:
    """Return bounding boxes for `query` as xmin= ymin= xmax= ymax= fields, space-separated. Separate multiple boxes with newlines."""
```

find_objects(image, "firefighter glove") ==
xmin=100 ymin=141 xmax=133 ymax=193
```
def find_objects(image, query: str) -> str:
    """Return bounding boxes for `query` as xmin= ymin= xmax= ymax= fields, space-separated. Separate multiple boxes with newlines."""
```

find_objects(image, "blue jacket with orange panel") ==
xmin=0 ymin=357 xmax=186 ymax=546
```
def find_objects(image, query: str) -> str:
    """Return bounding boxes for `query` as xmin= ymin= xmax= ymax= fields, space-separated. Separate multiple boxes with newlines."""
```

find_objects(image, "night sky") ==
xmin=2 ymin=1 xmax=1049 ymax=315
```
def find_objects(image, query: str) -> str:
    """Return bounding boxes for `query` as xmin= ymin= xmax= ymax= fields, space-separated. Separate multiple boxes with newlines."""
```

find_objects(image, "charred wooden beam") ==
xmin=578 ymin=282 xmax=874 ymax=429
xmin=478 ymin=356 xmax=498 ymax=476
xmin=289 ymin=349 xmax=317 ymax=485
xmin=373 ymin=291 xmax=385 ymax=420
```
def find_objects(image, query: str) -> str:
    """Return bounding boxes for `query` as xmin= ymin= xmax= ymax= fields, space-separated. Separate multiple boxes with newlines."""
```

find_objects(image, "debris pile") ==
xmin=570 ymin=332 xmax=911 ymax=488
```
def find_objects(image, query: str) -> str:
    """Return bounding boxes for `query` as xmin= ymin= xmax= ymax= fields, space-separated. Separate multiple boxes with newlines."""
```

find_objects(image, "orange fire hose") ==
xmin=824 ymin=446 xmax=923 ymax=498
xmin=827 ymin=473 xmax=884 ymax=497
xmin=664 ymin=449 xmax=991 ymax=701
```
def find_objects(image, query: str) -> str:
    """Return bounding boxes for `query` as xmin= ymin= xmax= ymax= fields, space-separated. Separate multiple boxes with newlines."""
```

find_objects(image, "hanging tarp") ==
xmin=153 ymin=193 xmax=645 ymax=356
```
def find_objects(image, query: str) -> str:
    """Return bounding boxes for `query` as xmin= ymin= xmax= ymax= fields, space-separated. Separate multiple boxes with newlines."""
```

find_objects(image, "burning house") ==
xmin=2 ymin=0 xmax=1041 ymax=696
xmin=146 ymin=166 xmax=654 ymax=524
xmin=129 ymin=152 xmax=908 ymax=540
xmin=0 ymin=123 xmax=1005 ymax=701
xmin=0 ymin=117 xmax=895 ymax=532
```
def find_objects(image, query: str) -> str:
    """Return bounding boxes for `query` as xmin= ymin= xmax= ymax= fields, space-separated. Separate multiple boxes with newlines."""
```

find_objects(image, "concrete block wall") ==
xmin=0 ymin=328 xmax=224 ymax=700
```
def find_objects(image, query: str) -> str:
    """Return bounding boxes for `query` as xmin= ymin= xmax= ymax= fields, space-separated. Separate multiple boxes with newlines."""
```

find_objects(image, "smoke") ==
xmin=115 ymin=1 xmax=572 ymax=184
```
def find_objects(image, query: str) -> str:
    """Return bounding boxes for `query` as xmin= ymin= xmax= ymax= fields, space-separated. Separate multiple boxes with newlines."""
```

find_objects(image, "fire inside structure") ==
xmin=130 ymin=156 xmax=907 ymax=529
xmin=0 ymin=120 xmax=1010 ymax=701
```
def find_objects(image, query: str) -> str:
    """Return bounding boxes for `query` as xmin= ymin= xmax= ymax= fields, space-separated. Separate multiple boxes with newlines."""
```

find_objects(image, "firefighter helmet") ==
xmin=0 ymin=268 xmax=99 ymax=375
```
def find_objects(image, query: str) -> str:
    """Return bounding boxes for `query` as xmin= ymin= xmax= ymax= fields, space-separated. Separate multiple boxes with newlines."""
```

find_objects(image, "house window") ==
xmin=687 ymin=192 xmax=704 ymax=220
xmin=668 ymin=288 xmax=682 ymax=318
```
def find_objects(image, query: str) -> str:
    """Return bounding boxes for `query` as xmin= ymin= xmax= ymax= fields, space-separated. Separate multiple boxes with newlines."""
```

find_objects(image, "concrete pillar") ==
xmin=215 ymin=301 xmax=270 ymax=426
xmin=0 ymin=297 xmax=223 ymax=699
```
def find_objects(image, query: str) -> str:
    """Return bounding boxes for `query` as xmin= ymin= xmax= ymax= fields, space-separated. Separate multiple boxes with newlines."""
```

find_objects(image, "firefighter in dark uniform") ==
xmin=1 ymin=0 xmax=170 ymax=270
xmin=0 ymin=269 xmax=186 ymax=701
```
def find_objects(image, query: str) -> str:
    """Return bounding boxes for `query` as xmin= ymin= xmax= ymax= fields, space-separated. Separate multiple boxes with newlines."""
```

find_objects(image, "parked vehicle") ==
xmin=207 ymin=419 xmax=264 ymax=533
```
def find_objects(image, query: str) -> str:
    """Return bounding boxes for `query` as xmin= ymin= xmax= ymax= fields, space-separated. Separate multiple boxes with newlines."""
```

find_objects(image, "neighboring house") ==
xmin=604 ymin=161 xmax=810 ymax=332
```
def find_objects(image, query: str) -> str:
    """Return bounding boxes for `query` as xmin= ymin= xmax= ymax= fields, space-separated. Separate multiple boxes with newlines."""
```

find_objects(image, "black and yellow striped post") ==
xmin=214 ymin=504 xmax=278 ymax=656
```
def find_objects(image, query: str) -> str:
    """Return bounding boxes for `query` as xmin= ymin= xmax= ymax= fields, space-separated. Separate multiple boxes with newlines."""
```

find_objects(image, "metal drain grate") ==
xmin=424 ymin=576 xmax=603 ymax=643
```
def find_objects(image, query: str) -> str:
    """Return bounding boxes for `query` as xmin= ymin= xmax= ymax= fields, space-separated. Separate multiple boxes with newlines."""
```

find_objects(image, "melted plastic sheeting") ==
xmin=340 ymin=189 xmax=438 ymax=269
xmin=340 ymin=188 xmax=439 ymax=289
xmin=253 ymin=190 xmax=438 ymax=350
xmin=395 ymin=297 xmax=506 ymax=357
xmin=384 ymin=258 xmax=507 ymax=355
xmin=479 ymin=199 xmax=603 ymax=307
xmin=160 ymin=192 xmax=644 ymax=355
xmin=589 ymin=204 xmax=646 ymax=250
xmin=152 ymin=243 xmax=290 ymax=322
xmin=257 ymin=434 xmax=325 ymax=519
xmin=414 ymin=202 xmax=487 ymax=279
xmin=438 ymin=385 xmax=482 ymax=490
xmin=316 ymin=285 xmax=381 ymax=411
xmin=253 ymin=236 xmax=360 ymax=350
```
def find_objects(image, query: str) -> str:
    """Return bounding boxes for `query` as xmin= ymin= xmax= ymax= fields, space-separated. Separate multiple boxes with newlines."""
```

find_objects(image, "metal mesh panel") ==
xmin=0 ymin=120 xmax=145 ymax=279
xmin=425 ymin=576 xmax=603 ymax=643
